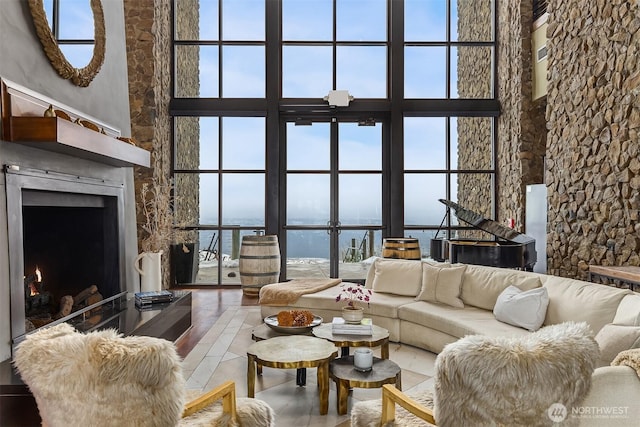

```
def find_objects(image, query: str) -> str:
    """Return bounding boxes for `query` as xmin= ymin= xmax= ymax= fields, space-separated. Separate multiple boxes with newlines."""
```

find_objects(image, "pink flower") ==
xmin=335 ymin=283 xmax=372 ymax=308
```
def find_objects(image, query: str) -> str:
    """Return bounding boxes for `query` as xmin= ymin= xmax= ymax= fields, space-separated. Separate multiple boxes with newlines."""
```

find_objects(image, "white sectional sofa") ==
xmin=261 ymin=257 xmax=640 ymax=425
xmin=261 ymin=257 xmax=640 ymax=353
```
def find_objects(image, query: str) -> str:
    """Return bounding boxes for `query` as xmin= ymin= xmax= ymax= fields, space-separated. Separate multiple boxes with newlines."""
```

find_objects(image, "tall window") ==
xmin=174 ymin=0 xmax=266 ymax=98
xmin=282 ymin=0 xmax=387 ymax=98
xmin=170 ymin=0 xmax=498 ymax=285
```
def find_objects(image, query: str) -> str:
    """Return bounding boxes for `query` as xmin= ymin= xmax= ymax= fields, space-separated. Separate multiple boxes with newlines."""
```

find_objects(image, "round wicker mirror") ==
xmin=27 ymin=0 xmax=106 ymax=87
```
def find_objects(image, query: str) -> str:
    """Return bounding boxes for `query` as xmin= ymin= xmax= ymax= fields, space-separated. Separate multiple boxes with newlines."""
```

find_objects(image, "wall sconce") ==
xmin=324 ymin=90 xmax=354 ymax=107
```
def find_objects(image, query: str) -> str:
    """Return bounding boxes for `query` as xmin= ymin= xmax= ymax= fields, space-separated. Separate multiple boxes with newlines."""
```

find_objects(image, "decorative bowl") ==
xmin=264 ymin=314 xmax=323 ymax=334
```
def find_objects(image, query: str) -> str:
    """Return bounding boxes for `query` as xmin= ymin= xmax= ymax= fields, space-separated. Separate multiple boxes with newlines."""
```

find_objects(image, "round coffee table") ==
xmin=247 ymin=335 xmax=338 ymax=415
xmin=312 ymin=323 xmax=390 ymax=358
xmin=329 ymin=356 xmax=402 ymax=415
xmin=251 ymin=323 xmax=312 ymax=384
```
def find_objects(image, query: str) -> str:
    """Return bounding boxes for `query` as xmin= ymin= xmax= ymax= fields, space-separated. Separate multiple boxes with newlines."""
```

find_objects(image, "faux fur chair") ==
xmin=14 ymin=323 xmax=275 ymax=427
xmin=351 ymin=321 xmax=599 ymax=427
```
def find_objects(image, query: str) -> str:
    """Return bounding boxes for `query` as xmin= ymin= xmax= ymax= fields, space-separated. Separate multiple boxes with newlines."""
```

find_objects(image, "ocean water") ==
xmin=196 ymin=219 xmax=439 ymax=260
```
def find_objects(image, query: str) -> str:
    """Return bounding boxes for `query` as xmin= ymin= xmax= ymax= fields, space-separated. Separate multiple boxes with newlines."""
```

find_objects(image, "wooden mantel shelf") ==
xmin=7 ymin=116 xmax=150 ymax=168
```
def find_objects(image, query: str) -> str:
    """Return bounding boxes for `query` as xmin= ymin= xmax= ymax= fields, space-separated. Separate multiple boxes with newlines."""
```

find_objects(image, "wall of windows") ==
xmin=170 ymin=0 xmax=498 ymax=285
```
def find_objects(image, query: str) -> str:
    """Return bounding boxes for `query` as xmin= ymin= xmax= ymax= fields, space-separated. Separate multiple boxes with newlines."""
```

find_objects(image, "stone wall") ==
xmin=545 ymin=0 xmax=640 ymax=278
xmin=174 ymin=1 xmax=201 ymax=236
xmin=125 ymin=0 xmax=200 ymax=286
xmin=124 ymin=0 xmax=154 ymax=195
xmin=456 ymin=0 xmax=493 ymax=235
xmin=496 ymin=0 xmax=547 ymax=234
xmin=457 ymin=0 xmax=546 ymax=243
xmin=124 ymin=0 xmax=173 ymax=287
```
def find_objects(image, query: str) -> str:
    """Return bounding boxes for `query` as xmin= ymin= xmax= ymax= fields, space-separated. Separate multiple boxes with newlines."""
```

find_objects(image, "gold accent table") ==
xmin=246 ymin=335 xmax=338 ymax=415
xmin=329 ymin=356 xmax=402 ymax=415
xmin=251 ymin=323 xmax=311 ymax=383
xmin=312 ymin=323 xmax=390 ymax=359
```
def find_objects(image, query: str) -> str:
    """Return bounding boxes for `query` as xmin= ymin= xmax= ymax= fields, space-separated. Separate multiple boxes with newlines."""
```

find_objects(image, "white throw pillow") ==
xmin=416 ymin=263 xmax=466 ymax=308
xmin=493 ymin=285 xmax=549 ymax=331
xmin=612 ymin=294 xmax=640 ymax=326
xmin=594 ymin=324 xmax=640 ymax=367
xmin=370 ymin=259 xmax=423 ymax=296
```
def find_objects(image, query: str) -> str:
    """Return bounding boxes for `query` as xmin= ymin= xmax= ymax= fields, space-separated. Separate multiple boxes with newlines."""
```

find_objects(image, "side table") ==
xmin=329 ymin=356 xmax=402 ymax=415
xmin=247 ymin=335 xmax=338 ymax=415
xmin=251 ymin=323 xmax=311 ymax=385
xmin=312 ymin=323 xmax=390 ymax=359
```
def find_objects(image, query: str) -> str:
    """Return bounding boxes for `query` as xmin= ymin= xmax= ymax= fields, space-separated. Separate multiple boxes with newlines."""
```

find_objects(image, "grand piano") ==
xmin=432 ymin=199 xmax=537 ymax=270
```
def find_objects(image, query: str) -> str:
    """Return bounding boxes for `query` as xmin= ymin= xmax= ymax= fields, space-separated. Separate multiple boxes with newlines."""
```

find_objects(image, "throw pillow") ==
xmin=370 ymin=259 xmax=423 ymax=296
xmin=612 ymin=294 xmax=640 ymax=326
xmin=416 ymin=263 xmax=466 ymax=308
xmin=594 ymin=324 xmax=640 ymax=367
xmin=493 ymin=285 xmax=549 ymax=331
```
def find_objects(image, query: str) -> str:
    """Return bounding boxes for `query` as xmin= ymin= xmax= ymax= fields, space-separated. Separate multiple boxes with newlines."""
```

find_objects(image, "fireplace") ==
xmin=21 ymin=189 xmax=121 ymax=330
xmin=0 ymin=78 xmax=156 ymax=362
xmin=6 ymin=166 xmax=127 ymax=343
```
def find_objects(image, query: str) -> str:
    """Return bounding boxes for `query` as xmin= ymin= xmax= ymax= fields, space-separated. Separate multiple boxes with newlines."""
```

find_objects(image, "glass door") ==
xmin=284 ymin=118 xmax=384 ymax=281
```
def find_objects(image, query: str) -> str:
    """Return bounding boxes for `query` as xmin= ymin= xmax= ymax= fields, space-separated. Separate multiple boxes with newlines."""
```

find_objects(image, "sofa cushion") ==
xmin=399 ymin=301 xmax=530 ymax=339
xmin=460 ymin=264 xmax=542 ymax=310
xmin=543 ymin=277 xmax=633 ymax=333
xmin=542 ymin=276 xmax=632 ymax=333
xmin=612 ymin=294 xmax=640 ymax=326
xmin=416 ymin=263 xmax=466 ymax=308
xmin=594 ymin=324 xmax=640 ymax=367
xmin=369 ymin=258 xmax=423 ymax=296
xmin=493 ymin=286 xmax=549 ymax=331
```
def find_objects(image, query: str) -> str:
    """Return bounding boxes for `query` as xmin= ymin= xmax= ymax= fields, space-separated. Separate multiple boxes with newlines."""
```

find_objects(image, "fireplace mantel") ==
xmin=1 ymin=78 xmax=150 ymax=168
xmin=7 ymin=116 xmax=150 ymax=167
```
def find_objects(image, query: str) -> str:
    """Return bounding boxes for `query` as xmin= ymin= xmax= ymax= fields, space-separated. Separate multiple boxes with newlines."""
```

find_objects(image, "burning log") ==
xmin=73 ymin=285 xmax=98 ymax=306
xmin=72 ymin=285 xmax=104 ymax=315
xmin=53 ymin=295 xmax=74 ymax=320
xmin=85 ymin=293 xmax=104 ymax=314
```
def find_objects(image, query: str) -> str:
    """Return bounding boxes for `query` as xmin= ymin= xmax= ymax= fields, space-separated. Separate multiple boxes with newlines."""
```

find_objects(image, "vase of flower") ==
xmin=342 ymin=305 xmax=364 ymax=323
xmin=336 ymin=282 xmax=372 ymax=323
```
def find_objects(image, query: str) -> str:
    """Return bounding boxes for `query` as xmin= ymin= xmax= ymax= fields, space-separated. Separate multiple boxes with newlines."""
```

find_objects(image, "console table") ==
xmin=588 ymin=265 xmax=640 ymax=291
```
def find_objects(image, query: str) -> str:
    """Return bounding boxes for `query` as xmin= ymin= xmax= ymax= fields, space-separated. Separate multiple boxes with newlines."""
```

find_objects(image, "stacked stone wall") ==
xmin=124 ymin=0 xmax=186 ymax=287
xmin=458 ymin=0 xmax=546 ymax=244
xmin=496 ymin=0 xmax=547 ymax=236
xmin=545 ymin=0 xmax=640 ymax=278
xmin=456 ymin=0 xmax=493 ymax=232
xmin=124 ymin=0 xmax=154 ymax=201
xmin=174 ymin=1 xmax=201 ymax=237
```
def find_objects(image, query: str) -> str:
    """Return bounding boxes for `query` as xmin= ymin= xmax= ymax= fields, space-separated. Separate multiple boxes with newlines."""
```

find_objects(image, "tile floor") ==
xmin=181 ymin=306 xmax=437 ymax=426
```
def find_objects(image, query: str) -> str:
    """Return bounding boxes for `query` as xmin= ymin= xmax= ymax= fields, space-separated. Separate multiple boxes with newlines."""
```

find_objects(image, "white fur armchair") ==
xmin=14 ymin=323 xmax=275 ymax=427
xmin=352 ymin=322 xmax=599 ymax=427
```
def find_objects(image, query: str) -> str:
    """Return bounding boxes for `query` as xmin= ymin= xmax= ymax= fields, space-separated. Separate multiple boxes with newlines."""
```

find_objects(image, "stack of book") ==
xmin=331 ymin=317 xmax=373 ymax=336
xmin=135 ymin=290 xmax=174 ymax=308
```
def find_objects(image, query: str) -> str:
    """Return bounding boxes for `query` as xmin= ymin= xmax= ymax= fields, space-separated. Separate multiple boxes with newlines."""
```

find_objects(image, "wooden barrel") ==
xmin=382 ymin=238 xmax=421 ymax=260
xmin=239 ymin=235 xmax=281 ymax=297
